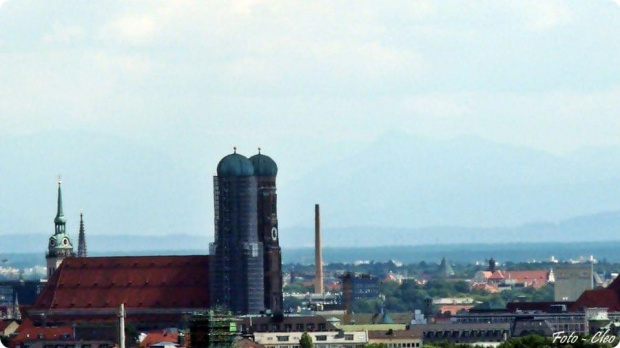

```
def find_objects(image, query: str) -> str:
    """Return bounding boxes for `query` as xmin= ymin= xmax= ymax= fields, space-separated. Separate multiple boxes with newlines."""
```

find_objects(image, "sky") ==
xmin=3 ymin=1 xmax=620 ymax=246
xmin=2 ymin=1 xmax=620 ymax=157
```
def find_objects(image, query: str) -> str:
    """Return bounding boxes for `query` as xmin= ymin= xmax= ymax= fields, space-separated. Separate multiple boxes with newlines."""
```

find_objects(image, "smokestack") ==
xmin=315 ymin=204 xmax=324 ymax=294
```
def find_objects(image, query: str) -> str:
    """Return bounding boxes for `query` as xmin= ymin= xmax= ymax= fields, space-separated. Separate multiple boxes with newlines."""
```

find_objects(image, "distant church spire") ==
xmin=54 ymin=177 xmax=67 ymax=234
xmin=46 ymin=178 xmax=75 ymax=278
xmin=78 ymin=211 xmax=87 ymax=257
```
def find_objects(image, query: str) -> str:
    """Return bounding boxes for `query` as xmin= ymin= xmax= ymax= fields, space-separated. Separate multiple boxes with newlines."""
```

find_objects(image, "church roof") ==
xmin=570 ymin=276 xmax=620 ymax=311
xmin=31 ymin=255 xmax=210 ymax=319
xmin=54 ymin=180 xmax=67 ymax=225
xmin=217 ymin=152 xmax=254 ymax=177
xmin=438 ymin=257 xmax=455 ymax=277
xmin=484 ymin=270 xmax=550 ymax=288
xmin=11 ymin=319 xmax=74 ymax=345
xmin=249 ymin=153 xmax=278 ymax=177
xmin=376 ymin=311 xmax=394 ymax=324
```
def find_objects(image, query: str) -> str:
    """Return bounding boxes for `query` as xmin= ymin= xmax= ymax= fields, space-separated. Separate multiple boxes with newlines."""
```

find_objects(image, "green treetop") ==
xmin=300 ymin=332 xmax=313 ymax=348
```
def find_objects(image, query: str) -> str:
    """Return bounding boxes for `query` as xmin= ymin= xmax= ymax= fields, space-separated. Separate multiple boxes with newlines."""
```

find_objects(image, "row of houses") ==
xmin=0 ymin=316 xmax=423 ymax=348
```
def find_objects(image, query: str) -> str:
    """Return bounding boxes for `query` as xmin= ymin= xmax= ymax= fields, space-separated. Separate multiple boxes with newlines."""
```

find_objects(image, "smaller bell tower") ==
xmin=46 ymin=177 xmax=75 ymax=278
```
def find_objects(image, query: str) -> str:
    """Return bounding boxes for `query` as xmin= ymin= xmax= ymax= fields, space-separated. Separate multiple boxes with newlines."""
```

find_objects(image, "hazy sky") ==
xmin=4 ymin=1 xmax=620 ymax=249
xmin=2 ymin=0 xmax=620 ymax=159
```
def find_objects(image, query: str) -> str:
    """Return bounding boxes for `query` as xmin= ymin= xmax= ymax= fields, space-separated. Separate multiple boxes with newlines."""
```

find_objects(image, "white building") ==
xmin=253 ymin=330 xmax=368 ymax=348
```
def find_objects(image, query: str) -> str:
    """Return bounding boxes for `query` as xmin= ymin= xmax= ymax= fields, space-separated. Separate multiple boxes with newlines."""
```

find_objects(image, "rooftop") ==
xmin=30 ymin=255 xmax=210 ymax=322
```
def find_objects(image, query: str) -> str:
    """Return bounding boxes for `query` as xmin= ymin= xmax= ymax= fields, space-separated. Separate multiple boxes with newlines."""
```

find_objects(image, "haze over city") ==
xmin=2 ymin=1 xmax=620 ymax=251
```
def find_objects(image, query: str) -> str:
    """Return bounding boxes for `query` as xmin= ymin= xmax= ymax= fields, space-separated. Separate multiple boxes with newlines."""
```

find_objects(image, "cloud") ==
xmin=105 ymin=13 xmax=157 ymax=45
xmin=513 ymin=1 xmax=573 ymax=31
xmin=1 ymin=1 xmax=620 ymax=157
xmin=43 ymin=22 xmax=85 ymax=44
xmin=93 ymin=52 xmax=152 ymax=75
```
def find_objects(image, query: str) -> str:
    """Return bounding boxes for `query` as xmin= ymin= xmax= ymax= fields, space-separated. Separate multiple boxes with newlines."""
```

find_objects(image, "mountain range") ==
xmin=2 ymin=130 xmax=620 ymax=251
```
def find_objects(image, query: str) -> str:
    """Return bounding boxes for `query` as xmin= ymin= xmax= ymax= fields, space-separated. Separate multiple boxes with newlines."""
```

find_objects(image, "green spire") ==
xmin=54 ymin=177 xmax=67 ymax=232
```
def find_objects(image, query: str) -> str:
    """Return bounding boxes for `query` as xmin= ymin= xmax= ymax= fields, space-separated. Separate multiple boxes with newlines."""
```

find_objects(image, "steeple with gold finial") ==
xmin=54 ymin=176 xmax=67 ymax=233
xmin=46 ymin=176 xmax=76 ymax=278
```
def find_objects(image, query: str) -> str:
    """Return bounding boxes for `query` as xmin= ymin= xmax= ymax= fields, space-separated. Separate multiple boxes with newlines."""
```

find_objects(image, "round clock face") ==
xmin=271 ymin=227 xmax=278 ymax=241
xmin=49 ymin=238 xmax=55 ymax=247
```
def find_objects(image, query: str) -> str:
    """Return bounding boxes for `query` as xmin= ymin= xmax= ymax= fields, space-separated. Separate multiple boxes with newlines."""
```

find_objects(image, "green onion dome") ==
xmin=217 ymin=151 xmax=255 ymax=177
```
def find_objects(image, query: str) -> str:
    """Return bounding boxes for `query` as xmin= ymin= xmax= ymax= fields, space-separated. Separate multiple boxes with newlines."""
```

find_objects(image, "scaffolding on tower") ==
xmin=189 ymin=308 xmax=238 ymax=348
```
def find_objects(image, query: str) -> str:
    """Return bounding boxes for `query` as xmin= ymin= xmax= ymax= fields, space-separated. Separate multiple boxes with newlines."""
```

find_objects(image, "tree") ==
xmin=365 ymin=344 xmax=388 ymax=348
xmin=300 ymin=332 xmax=313 ymax=348
xmin=124 ymin=323 xmax=139 ymax=348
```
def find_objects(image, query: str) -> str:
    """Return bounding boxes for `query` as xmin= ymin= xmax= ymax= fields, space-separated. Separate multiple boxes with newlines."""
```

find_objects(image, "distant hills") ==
xmin=2 ymin=130 xmax=620 ymax=251
xmin=0 ymin=233 xmax=209 ymax=254
xmin=2 ymin=210 xmax=620 ymax=254
xmin=280 ymin=132 xmax=620 ymax=229
xmin=6 ymin=239 xmax=620 ymax=267
xmin=279 ymin=132 xmax=620 ymax=246
xmin=284 ymin=210 xmax=620 ymax=248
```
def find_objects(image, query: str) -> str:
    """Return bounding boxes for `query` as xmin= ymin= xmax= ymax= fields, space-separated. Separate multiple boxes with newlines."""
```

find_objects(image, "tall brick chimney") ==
xmin=315 ymin=204 xmax=324 ymax=294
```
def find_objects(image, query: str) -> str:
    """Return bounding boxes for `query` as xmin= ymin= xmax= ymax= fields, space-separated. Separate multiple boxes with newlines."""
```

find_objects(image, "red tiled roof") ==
xmin=11 ymin=324 xmax=73 ymax=347
xmin=568 ymin=276 xmax=620 ymax=311
xmin=471 ymin=282 xmax=499 ymax=293
xmin=571 ymin=290 xmax=620 ymax=312
xmin=505 ymin=270 xmax=549 ymax=288
xmin=141 ymin=331 xmax=179 ymax=347
xmin=488 ymin=270 xmax=504 ymax=280
xmin=17 ymin=318 xmax=34 ymax=329
xmin=437 ymin=304 xmax=474 ymax=315
xmin=607 ymin=275 xmax=620 ymax=291
xmin=32 ymin=255 xmax=210 ymax=312
xmin=478 ymin=271 xmax=492 ymax=279
xmin=487 ymin=270 xmax=550 ymax=289
xmin=326 ymin=282 xmax=341 ymax=291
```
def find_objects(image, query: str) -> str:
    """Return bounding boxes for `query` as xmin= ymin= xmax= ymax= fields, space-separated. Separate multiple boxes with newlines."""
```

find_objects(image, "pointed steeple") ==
xmin=78 ymin=211 xmax=87 ymax=257
xmin=438 ymin=256 xmax=455 ymax=278
xmin=54 ymin=177 xmax=67 ymax=234
xmin=13 ymin=291 xmax=21 ymax=320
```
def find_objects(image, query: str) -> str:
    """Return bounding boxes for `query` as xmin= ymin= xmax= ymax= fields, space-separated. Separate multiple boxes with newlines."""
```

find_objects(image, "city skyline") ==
xmin=4 ymin=3 xmax=620 ymax=347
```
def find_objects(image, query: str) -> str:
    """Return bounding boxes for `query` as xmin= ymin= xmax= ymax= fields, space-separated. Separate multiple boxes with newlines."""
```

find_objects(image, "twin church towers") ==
xmin=44 ymin=148 xmax=282 ymax=315
xmin=210 ymin=148 xmax=283 ymax=314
